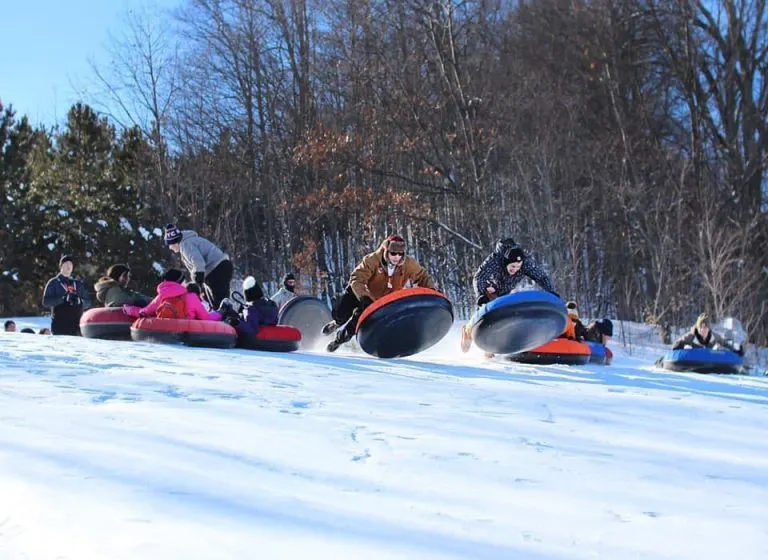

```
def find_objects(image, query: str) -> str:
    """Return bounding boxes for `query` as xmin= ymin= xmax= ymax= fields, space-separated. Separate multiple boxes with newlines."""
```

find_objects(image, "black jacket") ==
xmin=473 ymin=239 xmax=555 ymax=298
xmin=42 ymin=274 xmax=92 ymax=335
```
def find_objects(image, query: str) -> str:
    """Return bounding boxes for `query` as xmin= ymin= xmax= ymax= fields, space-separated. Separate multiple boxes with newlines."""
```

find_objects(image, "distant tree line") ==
xmin=2 ymin=0 xmax=766 ymax=343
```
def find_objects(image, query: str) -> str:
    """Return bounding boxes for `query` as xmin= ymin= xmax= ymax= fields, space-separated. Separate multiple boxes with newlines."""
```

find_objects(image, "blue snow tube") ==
xmin=586 ymin=342 xmax=610 ymax=365
xmin=469 ymin=291 xmax=567 ymax=355
xmin=660 ymin=348 xmax=744 ymax=374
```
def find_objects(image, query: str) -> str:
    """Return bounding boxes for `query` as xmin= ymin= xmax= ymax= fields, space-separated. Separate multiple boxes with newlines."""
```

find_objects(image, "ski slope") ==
xmin=2 ymin=318 xmax=768 ymax=559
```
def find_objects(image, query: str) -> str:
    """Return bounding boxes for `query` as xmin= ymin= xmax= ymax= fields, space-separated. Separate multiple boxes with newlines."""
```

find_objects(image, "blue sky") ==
xmin=1 ymin=0 xmax=177 ymax=127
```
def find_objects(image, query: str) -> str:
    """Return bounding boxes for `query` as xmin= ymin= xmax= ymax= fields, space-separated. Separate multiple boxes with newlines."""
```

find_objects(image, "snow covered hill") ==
xmin=2 ymin=321 xmax=768 ymax=559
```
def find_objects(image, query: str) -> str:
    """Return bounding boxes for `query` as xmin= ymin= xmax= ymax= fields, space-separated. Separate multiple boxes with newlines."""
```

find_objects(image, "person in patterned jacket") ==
xmin=461 ymin=238 xmax=558 ymax=353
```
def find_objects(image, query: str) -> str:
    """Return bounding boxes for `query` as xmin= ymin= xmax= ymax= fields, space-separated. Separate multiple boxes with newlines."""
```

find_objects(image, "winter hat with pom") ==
xmin=243 ymin=276 xmax=264 ymax=302
xmin=107 ymin=264 xmax=130 ymax=282
xmin=566 ymin=300 xmax=579 ymax=319
xmin=503 ymin=247 xmax=524 ymax=266
xmin=163 ymin=268 xmax=185 ymax=284
xmin=164 ymin=224 xmax=183 ymax=246
xmin=385 ymin=235 xmax=406 ymax=254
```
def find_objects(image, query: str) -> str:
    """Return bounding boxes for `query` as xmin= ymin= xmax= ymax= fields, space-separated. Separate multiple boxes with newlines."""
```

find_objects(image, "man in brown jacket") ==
xmin=324 ymin=235 xmax=434 ymax=352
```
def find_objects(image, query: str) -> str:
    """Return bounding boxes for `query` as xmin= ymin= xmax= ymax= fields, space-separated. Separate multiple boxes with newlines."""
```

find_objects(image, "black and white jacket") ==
xmin=472 ymin=239 xmax=555 ymax=298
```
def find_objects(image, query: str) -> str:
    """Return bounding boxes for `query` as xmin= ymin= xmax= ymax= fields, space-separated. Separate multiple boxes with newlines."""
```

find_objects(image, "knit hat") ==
xmin=59 ymin=254 xmax=74 ymax=267
xmin=243 ymin=276 xmax=264 ymax=302
xmin=566 ymin=300 xmax=579 ymax=319
xmin=596 ymin=318 xmax=614 ymax=337
xmin=283 ymin=272 xmax=296 ymax=292
xmin=695 ymin=313 xmax=711 ymax=330
xmin=503 ymin=247 xmax=524 ymax=266
xmin=164 ymin=224 xmax=183 ymax=246
xmin=386 ymin=235 xmax=406 ymax=254
xmin=107 ymin=264 xmax=131 ymax=282
xmin=163 ymin=268 xmax=185 ymax=283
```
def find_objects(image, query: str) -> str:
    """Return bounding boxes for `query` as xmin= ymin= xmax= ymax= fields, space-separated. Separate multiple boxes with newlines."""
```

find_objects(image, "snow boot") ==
xmin=326 ymin=327 xmax=354 ymax=353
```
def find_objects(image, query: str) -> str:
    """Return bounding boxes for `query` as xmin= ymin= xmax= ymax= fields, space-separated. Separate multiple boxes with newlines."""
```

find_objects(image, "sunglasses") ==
xmin=388 ymin=251 xmax=404 ymax=257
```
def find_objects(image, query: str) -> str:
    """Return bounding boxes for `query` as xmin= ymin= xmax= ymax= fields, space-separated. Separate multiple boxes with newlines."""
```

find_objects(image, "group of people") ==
xmin=3 ymin=320 xmax=50 ymax=335
xmin=26 ymin=225 xmax=743 ymax=358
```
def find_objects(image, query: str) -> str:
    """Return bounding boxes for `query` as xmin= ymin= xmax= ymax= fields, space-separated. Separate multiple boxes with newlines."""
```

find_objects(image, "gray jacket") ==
xmin=271 ymin=287 xmax=296 ymax=309
xmin=179 ymin=230 xmax=229 ymax=276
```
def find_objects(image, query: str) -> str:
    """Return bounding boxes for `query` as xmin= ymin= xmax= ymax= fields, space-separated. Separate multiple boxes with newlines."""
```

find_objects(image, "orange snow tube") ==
xmin=80 ymin=307 xmax=135 ymax=340
xmin=130 ymin=317 xmax=237 ymax=349
xmin=509 ymin=338 xmax=591 ymax=365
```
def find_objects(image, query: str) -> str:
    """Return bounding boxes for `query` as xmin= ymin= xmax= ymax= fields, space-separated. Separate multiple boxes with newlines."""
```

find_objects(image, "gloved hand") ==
xmin=732 ymin=342 xmax=745 ymax=357
xmin=359 ymin=295 xmax=374 ymax=309
xmin=477 ymin=294 xmax=490 ymax=306
xmin=122 ymin=304 xmax=142 ymax=318
xmin=65 ymin=292 xmax=81 ymax=306
xmin=194 ymin=272 xmax=205 ymax=286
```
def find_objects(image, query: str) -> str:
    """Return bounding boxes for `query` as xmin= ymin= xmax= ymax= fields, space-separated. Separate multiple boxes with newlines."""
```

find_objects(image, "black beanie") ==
xmin=283 ymin=272 xmax=296 ymax=291
xmin=503 ymin=247 xmax=524 ymax=266
xmin=243 ymin=276 xmax=264 ymax=302
xmin=59 ymin=254 xmax=74 ymax=267
xmin=163 ymin=268 xmax=185 ymax=283
xmin=107 ymin=264 xmax=130 ymax=282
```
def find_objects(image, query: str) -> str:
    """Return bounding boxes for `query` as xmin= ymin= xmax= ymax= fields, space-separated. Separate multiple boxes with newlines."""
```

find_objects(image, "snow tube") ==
xmin=586 ymin=342 xmax=611 ymax=365
xmin=356 ymin=288 xmax=454 ymax=358
xmin=470 ymin=291 xmax=567 ymax=355
xmin=660 ymin=348 xmax=744 ymax=374
xmin=510 ymin=338 xmax=591 ymax=365
xmin=238 ymin=325 xmax=302 ymax=352
xmin=130 ymin=317 xmax=237 ymax=349
xmin=80 ymin=307 xmax=134 ymax=340
xmin=277 ymin=296 xmax=332 ymax=349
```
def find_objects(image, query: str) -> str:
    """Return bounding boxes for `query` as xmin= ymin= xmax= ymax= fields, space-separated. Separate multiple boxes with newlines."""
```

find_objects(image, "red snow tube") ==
xmin=80 ymin=307 xmax=135 ymax=340
xmin=356 ymin=288 xmax=454 ymax=358
xmin=509 ymin=338 xmax=591 ymax=365
xmin=238 ymin=325 xmax=302 ymax=352
xmin=130 ymin=317 xmax=237 ymax=349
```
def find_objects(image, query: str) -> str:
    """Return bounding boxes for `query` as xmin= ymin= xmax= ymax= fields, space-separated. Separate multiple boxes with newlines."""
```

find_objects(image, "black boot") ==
xmin=327 ymin=326 xmax=354 ymax=353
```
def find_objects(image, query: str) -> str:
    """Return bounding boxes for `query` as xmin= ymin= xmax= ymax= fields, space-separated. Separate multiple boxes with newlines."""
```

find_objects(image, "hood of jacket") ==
xmin=156 ymin=280 xmax=188 ymax=298
xmin=95 ymin=277 xmax=118 ymax=298
xmin=181 ymin=230 xmax=199 ymax=242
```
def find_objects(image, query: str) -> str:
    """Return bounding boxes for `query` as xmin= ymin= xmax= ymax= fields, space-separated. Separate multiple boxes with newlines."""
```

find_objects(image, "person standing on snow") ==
xmin=461 ymin=238 xmax=558 ymax=353
xmin=271 ymin=272 xmax=298 ymax=309
xmin=42 ymin=255 xmax=92 ymax=336
xmin=94 ymin=264 xmax=151 ymax=308
xmin=322 ymin=235 xmax=434 ymax=353
xmin=163 ymin=224 xmax=234 ymax=310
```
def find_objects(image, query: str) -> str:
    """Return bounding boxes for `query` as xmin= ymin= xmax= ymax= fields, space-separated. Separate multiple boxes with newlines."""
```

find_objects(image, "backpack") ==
xmin=155 ymin=295 xmax=187 ymax=319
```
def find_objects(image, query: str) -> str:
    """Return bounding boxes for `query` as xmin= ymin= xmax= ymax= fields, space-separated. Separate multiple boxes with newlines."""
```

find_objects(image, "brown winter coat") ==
xmin=349 ymin=245 xmax=434 ymax=301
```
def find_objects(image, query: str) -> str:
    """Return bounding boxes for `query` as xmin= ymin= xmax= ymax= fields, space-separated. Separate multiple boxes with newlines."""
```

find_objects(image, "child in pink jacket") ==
xmin=123 ymin=269 xmax=223 ymax=321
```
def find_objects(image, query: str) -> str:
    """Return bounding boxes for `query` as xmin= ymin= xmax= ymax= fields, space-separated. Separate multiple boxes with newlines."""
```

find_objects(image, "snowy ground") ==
xmin=2 ymin=317 xmax=768 ymax=559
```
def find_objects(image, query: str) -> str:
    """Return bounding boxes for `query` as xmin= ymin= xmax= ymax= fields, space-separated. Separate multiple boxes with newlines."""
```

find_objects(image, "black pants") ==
xmin=332 ymin=287 xmax=366 ymax=341
xmin=204 ymin=259 xmax=234 ymax=309
xmin=51 ymin=305 xmax=82 ymax=336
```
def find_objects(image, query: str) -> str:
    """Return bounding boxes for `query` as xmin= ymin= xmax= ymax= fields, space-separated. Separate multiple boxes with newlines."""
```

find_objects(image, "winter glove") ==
xmin=477 ymin=294 xmax=490 ymax=306
xmin=359 ymin=295 xmax=374 ymax=309
xmin=122 ymin=305 xmax=142 ymax=318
